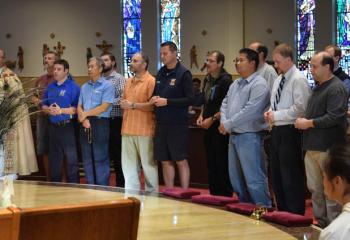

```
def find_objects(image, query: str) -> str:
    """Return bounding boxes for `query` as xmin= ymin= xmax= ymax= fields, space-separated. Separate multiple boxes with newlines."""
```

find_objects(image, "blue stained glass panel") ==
xmin=296 ymin=0 xmax=316 ymax=86
xmin=160 ymin=0 xmax=181 ymax=56
xmin=123 ymin=0 xmax=142 ymax=77
xmin=337 ymin=0 xmax=350 ymax=75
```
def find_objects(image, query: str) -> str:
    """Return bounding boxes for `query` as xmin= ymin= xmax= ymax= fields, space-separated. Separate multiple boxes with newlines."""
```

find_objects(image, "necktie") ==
xmin=273 ymin=76 xmax=285 ymax=111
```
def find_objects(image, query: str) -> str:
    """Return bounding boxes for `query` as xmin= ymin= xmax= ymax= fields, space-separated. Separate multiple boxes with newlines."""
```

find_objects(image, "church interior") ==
xmin=0 ymin=0 xmax=348 ymax=239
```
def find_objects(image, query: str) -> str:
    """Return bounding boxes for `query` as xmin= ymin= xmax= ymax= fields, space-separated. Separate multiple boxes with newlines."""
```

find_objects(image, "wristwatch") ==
xmin=211 ymin=115 xmax=217 ymax=122
xmin=131 ymin=102 xmax=136 ymax=109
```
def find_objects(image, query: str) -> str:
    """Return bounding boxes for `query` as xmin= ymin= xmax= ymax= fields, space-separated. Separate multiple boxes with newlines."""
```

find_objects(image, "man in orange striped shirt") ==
xmin=120 ymin=52 xmax=158 ymax=192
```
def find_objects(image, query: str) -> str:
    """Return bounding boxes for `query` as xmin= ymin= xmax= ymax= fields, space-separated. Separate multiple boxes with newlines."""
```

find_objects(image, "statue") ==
xmin=190 ymin=45 xmax=199 ymax=69
xmin=53 ymin=41 xmax=66 ymax=59
xmin=96 ymin=40 xmax=113 ymax=54
xmin=17 ymin=46 xmax=24 ymax=72
xmin=42 ymin=44 xmax=50 ymax=57
xmin=86 ymin=47 xmax=93 ymax=64
xmin=200 ymin=51 xmax=210 ymax=72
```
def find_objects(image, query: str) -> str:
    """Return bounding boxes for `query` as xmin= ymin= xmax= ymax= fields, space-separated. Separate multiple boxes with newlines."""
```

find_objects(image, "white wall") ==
xmin=0 ymin=0 xmax=244 ymax=77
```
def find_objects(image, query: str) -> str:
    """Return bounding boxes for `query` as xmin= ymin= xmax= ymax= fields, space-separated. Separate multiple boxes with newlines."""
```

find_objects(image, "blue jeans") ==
xmin=228 ymin=132 xmax=271 ymax=207
xmin=49 ymin=122 xmax=79 ymax=183
xmin=80 ymin=118 xmax=110 ymax=186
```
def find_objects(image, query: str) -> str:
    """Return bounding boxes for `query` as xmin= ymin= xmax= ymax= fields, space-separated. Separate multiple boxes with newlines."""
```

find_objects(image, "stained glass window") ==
xmin=160 ymin=0 xmax=181 ymax=55
xmin=296 ymin=0 xmax=316 ymax=86
xmin=337 ymin=0 xmax=350 ymax=74
xmin=122 ymin=0 xmax=142 ymax=77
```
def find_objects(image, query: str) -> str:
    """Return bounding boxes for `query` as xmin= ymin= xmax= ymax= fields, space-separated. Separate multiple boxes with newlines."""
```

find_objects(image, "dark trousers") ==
xmin=204 ymin=123 xmax=232 ymax=197
xmin=48 ymin=122 xmax=79 ymax=183
xmin=270 ymin=125 xmax=305 ymax=214
xmin=80 ymin=118 xmax=110 ymax=186
xmin=109 ymin=117 xmax=124 ymax=187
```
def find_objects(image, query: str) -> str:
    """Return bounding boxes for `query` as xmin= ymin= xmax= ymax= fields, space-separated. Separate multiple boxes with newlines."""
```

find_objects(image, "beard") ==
xmin=102 ymin=65 xmax=113 ymax=73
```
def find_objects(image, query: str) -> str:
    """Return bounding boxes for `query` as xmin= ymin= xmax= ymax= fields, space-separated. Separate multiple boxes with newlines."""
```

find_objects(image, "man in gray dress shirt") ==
xmin=264 ymin=43 xmax=310 ymax=215
xmin=220 ymin=48 xmax=271 ymax=207
xmin=249 ymin=42 xmax=278 ymax=92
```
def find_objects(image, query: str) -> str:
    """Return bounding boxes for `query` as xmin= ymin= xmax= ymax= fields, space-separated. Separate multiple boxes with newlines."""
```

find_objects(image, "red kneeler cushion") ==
xmin=262 ymin=211 xmax=313 ymax=227
xmin=162 ymin=188 xmax=201 ymax=199
xmin=226 ymin=202 xmax=258 ymax=215
xmin=191 ymin=194 xmax=239 ymax=206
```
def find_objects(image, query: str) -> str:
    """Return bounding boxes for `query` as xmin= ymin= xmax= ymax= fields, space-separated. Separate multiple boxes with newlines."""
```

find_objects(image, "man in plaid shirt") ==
xmin=101 ymin=53 xmax=126 ymax=187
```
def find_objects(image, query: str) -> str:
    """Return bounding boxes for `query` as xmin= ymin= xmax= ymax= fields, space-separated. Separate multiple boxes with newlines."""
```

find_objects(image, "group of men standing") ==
xmin=197 ymin=42 xmax=349 ymax=229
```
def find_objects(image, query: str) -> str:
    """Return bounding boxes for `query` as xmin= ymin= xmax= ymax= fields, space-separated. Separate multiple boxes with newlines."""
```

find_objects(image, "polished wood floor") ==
xmin=5 ymin=181 xmax=300 ymax=239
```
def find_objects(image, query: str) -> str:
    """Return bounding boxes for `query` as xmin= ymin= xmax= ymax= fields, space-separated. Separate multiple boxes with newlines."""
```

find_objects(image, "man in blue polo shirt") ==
xmin=77 ymin=57 xmax=114 ymax=186
xmin=151 ymin=41 xmax=194 ymax=189
xmin=42 ymin=59 xmax=80 ymax=183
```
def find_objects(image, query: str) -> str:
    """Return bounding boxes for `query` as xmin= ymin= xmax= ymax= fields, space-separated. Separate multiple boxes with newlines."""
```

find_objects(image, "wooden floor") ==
xmin=5 ymin=181 xmax=301 ymax=240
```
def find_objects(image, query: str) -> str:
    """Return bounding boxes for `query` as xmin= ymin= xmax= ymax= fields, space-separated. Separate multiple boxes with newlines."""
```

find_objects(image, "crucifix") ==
xmin=54 ymin=41 xmax=66 ymax=58
xmin=96 ymin=40 xmax=113 ymax=54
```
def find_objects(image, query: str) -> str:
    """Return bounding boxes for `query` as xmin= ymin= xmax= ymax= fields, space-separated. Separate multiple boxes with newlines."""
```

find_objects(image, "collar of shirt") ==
xmin=88 ymin=76 xmax=104 ymax=85
xmin=343 ymin=202 xmax=350 ymax=213
xmin=238 ymin=72 xmax=257 ymax=85
xmin=104 ymin=71 xmax=118 ymax=80
xmin=54 ymin=77 xmax=72 ymax=87
xmin=132 ymin=71 xmax=149 ymax=83
xmin=0 ymin=67 xmax=4 ymax=75
xmin=257 ymin=62 xmax=268 ymax=75
xmin=282 ymin=64 xmax=297 ymax=82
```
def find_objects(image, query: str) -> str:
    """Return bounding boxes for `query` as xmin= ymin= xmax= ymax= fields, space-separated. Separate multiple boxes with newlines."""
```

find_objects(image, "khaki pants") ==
xmin=122 ymin=135 xmax=158 ymax=192
xmin=305 ymin=150 xmax=341 ymax=227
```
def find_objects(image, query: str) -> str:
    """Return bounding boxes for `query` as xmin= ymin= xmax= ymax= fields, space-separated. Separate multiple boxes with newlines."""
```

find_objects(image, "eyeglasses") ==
xmin=233 ymin=58 xmax=248 ymax=64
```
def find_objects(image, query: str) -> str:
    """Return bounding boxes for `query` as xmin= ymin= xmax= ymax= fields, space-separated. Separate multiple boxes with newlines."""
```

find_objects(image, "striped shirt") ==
xmin=121 ymin=71 xmax=155 ymax=136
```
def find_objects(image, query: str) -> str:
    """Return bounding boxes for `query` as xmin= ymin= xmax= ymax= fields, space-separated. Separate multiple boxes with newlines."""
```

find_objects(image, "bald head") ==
xmin=249 ymin=42 xmax=268 ymax=65
xmin=310 ymin=51 xmax=334 ymax=83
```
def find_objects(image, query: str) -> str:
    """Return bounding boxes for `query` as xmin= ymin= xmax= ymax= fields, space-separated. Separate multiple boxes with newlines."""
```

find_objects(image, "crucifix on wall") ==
xmin=96 ymin=40 xmax=113 ymax=54
xmin=54 ymin=41 xmax=66 ymax=58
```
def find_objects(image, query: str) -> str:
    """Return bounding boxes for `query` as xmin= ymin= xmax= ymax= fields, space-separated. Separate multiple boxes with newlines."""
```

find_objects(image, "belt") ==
xmin=231 ymin=130 xmax=266 ymax=135
xmin=272 ymin=124 xmax=295 ymax=129
xmin=51 ymin=119 xmax=72 ymax=126
xmin=89 ymin=116 xmax=109 ymax=120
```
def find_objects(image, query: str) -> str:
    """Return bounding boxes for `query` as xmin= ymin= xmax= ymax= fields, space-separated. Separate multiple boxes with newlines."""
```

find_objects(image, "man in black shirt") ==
xmin=152 ymin=41 xmax=194 ymax=189
xmin=295 ymin=51 xmax=348 ymax=228
xmin=196 ymin=51 xmax=232 ymax=196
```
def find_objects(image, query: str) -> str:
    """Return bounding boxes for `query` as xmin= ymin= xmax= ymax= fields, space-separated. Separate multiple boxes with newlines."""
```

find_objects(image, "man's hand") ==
xmin=200 ymin=118 xmax=213 ymax=129
xmin=264 ymin=110 xmax=274 ymax=124
xmin=295 ymin=118 xmax=313 ymax=130
xmin=31 ymin=96 xmax=41 ymax=105
xmin=49 ymin=103 xmax=61 ymax=116
xmin=120 ymin=99 xmax=133 ymax=109
xmin=218 ymin=123 xmax=228 ymax=135
xmin=78 ymin=111 xmax=87 ymax=122
xmin=196 ymin=115 xmax=203 ymax=126
xmin=153 ymin=97 xmax=167 ymax=107
xmin=82 ymin=119 xmax=91 ymax=129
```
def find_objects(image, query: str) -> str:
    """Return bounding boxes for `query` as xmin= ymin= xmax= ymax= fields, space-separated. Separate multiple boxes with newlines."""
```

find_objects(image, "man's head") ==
xmin=129 ymin=52 xmax=149 ymax=75
xmin=310 ymin=51 xmax=334 ymax=83
xmin=206 ymin=50 xmax=225 ymax=75
xmin=53 ymin=59 xmax=69 ymax=82
xmin=193 ymin=78 xmax=201 ymax=93
xmin=249 ymin=42 xmax=268 ymax=65
xmin=88 ymin=57 xmax=104 ymax=80
xmin=325 ymin=45 xmax=342 ymax=69
xmin=272 ymin=43 xmax=294 ymax=74
xmin=0 ymin=48 xmax=5 ymax=67
xmin=100 ymin=53 xmax=117 ymax=73
xmin=160 ymin=41 xmax=178 ymax=67
xmin=44 ymin=51 xmax=58 ymax=72
xmin=235 ymin=48 xmax=259 ymax=78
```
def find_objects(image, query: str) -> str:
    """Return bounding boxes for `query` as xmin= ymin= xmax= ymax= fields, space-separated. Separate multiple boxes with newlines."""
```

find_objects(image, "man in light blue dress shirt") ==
xmin=77 ymin=57 xmax=114 ymax=186
xmin=220 ymin=48 xmax=271 ymax=207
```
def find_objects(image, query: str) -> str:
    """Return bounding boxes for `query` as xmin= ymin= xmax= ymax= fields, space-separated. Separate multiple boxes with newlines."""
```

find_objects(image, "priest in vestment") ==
xmin=0 ymin=48 xmax=38 ymax=176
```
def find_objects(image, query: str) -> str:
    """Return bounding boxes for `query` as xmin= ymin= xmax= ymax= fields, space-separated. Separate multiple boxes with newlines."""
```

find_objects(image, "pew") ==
xmin=0 ymin=207 xmax=20 ymax=240
xmin=13 ymin=197 xmax=140 ymax=240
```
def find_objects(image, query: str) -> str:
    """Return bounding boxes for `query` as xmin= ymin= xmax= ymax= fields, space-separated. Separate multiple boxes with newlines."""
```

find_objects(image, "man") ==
xmin=120 ymin=52 xmax=158 ymax=192
xmin=219 ymin=48 xmax=271 ymax=206
xmin=295 ymin=51 xmax=348 ymax=228
xmin=264 ymin=43 xmax=310 ymax=214
xmin=196 ymin=50 xmax=232 ymax=196
xmin=0 ymin=48 xmax=37 ymax=177
xmin=191 ymin=78 xmax=204 ymax=110
xmin=151 ymin=41 xmax=194 ymax=189
xmin=77 ymin=57 xmax=114 ymax=186
xmin=101 ymin=53 xmax=126 ymax=187
xmin=325 ymin=45 xmax=350 ymax=93
xmin=41 ymin=59 xmax=80 ymax=183
xmin=249 ymin=42 xmax=278 ymax=92
xmin=32 ymin=51 xmax=57 ymax=179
